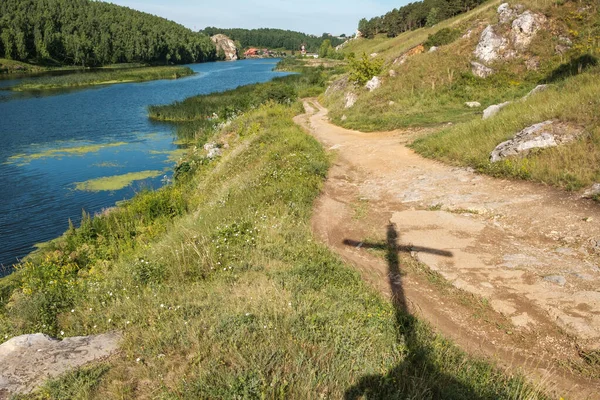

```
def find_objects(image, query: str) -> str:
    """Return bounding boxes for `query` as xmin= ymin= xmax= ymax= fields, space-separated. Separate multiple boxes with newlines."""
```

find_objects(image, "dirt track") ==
xmin=295 ymin=99 xmax=600 ymax=399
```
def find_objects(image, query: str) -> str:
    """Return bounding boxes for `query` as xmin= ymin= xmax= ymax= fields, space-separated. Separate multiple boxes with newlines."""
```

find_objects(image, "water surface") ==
xmin=0 ymin=59 xmax=288 ymax=274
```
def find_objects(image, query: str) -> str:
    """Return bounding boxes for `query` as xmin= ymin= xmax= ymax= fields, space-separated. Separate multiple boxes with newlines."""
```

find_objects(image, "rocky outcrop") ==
xmin=0 ymin=333 xmax=120 ymax=398
xmin=365 ymin=76 xmax=381 ymax=92
xmin=511 ymin=11 xmax=546 ymax=50
xmin=474 ymin=25 xmax=509 ymax=63
xmin=483 ymin=101 xmax=512 ymax=119
xmin=204 ymin=142 xmax=222 ymax=159
xmin=472 ymin=3 xmax=546 ymax=76
xmin=471 ymin=61 xmax=495 ymax=78
xmin=490 ymin=120 xmax=584 ymax=162
xmin=211 ymin=34 xmax=238 ymax=61
xmin=523 ymin=84 xmax=549 ymax=99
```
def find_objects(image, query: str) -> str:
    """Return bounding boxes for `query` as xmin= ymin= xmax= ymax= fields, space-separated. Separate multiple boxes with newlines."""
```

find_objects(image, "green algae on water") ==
xmin=74 ymin=170 xmax=163 ymax=192
xmin=6 ymin=142 xmax=129 ymax=166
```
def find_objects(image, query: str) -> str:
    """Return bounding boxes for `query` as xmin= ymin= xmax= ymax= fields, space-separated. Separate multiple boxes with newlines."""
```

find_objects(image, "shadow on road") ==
xmin=343 ymin=223 xmax=495 ymax=399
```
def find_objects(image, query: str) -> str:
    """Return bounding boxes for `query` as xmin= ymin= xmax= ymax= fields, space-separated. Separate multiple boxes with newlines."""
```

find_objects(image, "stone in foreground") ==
xmin=0 ymin=332 xmax=120 ymax=398
xmin=482 ymin=101 xmax=512 ymax=119
xmin=490 ymin=120 xmax=583 ymax=162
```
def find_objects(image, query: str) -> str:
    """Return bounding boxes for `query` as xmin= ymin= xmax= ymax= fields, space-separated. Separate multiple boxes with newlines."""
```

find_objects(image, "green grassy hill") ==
xmin=323 ymin=0 xmax=600 ymax=193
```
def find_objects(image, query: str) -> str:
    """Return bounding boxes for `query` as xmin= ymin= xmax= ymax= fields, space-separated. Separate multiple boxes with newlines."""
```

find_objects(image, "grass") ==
xmin=9 ymin=66 xmax=194 ymax=91
xmin=0 ymin=58 xmax=51 ymax=74
xmin=412 ymin=68 xmax=600 ymax=191
xmin=0 ymin=68 xmax=549 ymax=398
xmin=325 ymin=0 xmax=599 ymax=131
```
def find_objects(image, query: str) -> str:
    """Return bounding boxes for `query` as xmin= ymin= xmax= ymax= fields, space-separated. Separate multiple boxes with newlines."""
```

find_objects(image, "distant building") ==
xmin=301 ymin=44 xmax=306 ymax=56
xmin=244 ymin=48 xmax=259 ymax=57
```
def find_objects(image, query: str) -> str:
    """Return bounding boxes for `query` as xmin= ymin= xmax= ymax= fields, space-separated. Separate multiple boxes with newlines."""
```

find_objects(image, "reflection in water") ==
xmin=0 ymin=59 xmax=289 ymax=273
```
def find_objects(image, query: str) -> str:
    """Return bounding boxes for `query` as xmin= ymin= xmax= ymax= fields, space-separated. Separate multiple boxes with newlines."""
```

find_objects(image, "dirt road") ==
xmin=295 ymin=99 xmax=600 ymax=398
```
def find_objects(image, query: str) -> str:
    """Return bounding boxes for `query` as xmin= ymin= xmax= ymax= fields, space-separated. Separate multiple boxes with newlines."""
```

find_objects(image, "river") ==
xmin=0 ymin=59 xmax=289 ymax=275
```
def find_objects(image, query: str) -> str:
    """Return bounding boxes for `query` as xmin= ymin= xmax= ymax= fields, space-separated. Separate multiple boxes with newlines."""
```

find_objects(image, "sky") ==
xmin=104 ymin=0 xmax=408 ymax=36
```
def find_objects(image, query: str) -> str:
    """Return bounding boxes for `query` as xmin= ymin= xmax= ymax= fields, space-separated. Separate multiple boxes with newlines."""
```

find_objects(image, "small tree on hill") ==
xmin=348 ymin=52 xmax=383 ymax=85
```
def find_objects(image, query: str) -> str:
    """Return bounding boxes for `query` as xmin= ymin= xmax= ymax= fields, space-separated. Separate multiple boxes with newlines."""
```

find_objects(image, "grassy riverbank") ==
xmin=0 ymin=66 xmax=547 ymax=398
xmin=10 ymin=66 xmax=195 ymax=91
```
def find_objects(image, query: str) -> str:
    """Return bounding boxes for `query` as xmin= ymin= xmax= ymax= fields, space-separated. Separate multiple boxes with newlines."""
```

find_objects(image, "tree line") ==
xmin=0 ymin=0 xmax=218 ymax=67
xmin=202 ymin=27 xmax=345 ymax=53
xmin=358 ymin=0 xmax=488 ymax=38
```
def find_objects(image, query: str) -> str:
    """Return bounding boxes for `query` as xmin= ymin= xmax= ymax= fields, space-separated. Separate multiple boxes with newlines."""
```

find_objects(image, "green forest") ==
xmin=0 ymin=0 xmax=218 ymax=67
xmin=202 ymin=27 xmax=345 ymax=52
xmin=358 ymin=0 xmax=488 ymax=38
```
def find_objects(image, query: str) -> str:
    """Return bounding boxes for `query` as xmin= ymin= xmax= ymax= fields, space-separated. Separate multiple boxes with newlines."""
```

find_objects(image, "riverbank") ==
xmin=9 ymin=66 xmax=195 ymax=91
xmin=0 ymin=63 xmax=549 ymax=398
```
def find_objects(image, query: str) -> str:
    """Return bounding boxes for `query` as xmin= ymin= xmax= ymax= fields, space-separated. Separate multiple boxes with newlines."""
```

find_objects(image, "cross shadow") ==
xmin=342 ymin=223 xmax=493 ymax=399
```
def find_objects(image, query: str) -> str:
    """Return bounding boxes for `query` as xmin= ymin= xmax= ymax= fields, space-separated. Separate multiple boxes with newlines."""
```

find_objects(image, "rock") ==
xmin=389 ymin=101 xmax=395 ymax=106
xmin=325 ymin=76 xmax=348 ymax=96
xmin=370 ymin=53 xmax=378 ymax=58
xmin=525 ymin=56 xmax=540 ymax=71
xmin=345 ymin=92 xmax=357 ymax=109
xmin=0 ymin=333 xmax=120 ymax=397
xmin=204 ymin=142 xmax=222 ymax=159
xmin=210 ymin=34 xmax=238 ymax=61
xmin=511 ymin=11 xmax=546 ymax=50
xmin=490 ymin=120 xmax=584 ymax=162
xmin=465 ymin=101 xmax=482 ymax=108
xmin=482 ymin=101 xmax=512 ymax=119
xmin=558 ymin=36 xmax=573 ymax=46
xmin=341 ymin=115 xmax=347 ymax=121
xmin=389 ymin=69 xmax=397 ymax=77
xmin=582 ymin=184 xmax=600 ymax=199
xmin=471 ymin=61 xmax=495 ymax=78
xmin=393 ymin=44 xmax=425 ymax=65
xmin=555 ymin=44 xmax=570 ymax=55
xmin=474 ymin=25 xmax=509 ymax=62
xmin=365 ymin=76 xmax=381 ymax=92
xmin=428 ymin=46 xmax=438 ymax=52
xmin=498 ymin=3 xmax=518 ymax=23
xmin=462 ymin=29 xmax=473 ymax=39
xmin=544 ymin=275 xmax=566 ymax=286
xmin=523 ymin=84 xmax=548 ymax=99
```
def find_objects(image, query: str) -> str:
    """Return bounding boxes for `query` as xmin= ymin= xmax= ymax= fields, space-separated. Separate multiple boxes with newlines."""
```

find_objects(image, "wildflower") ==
xmin=136 ymin=357 xmax=141 ymax=363
xmin=126 ymin=321 xmax=130 ymax=325
xmin=71 ymin=309 xmax=75 ymax=313
xmin=108 ymin=319 xmax=112 ymax=323
xmin=89 ymin=308 xmax=93 ymax=311
xmin=160 ymin=304 xmax=165 ymax=308
xmin=60 ymin=331 xmax=64 ymax=335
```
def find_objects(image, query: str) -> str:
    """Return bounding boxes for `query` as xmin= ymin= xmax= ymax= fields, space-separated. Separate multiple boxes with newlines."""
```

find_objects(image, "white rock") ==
xmin=511 ymin=11 xmax=546 ymax=50
xmin=389 ymin=69 xmax=397 ymax=77
xmin=370 ymin=52 xmax=378 ymax=58
xmin=204 ymin=142 xmax=222 ymax=159
xmin=465 ymin=101 xmax=482 ymax=108
xmin=523 ymin=84 xmax=548 ymax=99
xmin=0 ymin=333 xmax=120 ymax=396
xmin=389 ymin=101 xmax=395 ymax=106
xmin=341 ymin=115 xmax=347 ymax=121
xmin=471 ymin=61 xmax=495 ymax=78
xmin=482 ymin=101 xmax=512 ymax=119
xmin=498 ymin=3 xmax=518 ymax=23
xmin=365 ymin=76 xmax=382 ymax=92
xmin=490 ymin=120 xmax=583 ymax=162
xmin=210 ymin=34 xmax=238 ymax=61
xmin=429 ymin=46 xmax=438 ymax=52
xmin=474 ymin=25 xmax=509 ymax=62
xmin=345 ymin=92 xmax=357 ymax=108
xmin=582 ymin=184 xmax=600 ymax=199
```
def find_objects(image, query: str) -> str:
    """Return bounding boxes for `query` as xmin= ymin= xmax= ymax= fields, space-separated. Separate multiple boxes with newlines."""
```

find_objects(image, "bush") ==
xmin=348 ymin=53 xmax=383 ymax=85
xmin=424 ymin=28 xmax=461 ymax=49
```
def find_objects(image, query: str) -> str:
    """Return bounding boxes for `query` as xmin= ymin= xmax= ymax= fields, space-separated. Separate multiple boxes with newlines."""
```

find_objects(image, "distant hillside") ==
xmin=202 ymin=27 xmax=345 ymax=52
xmin=0 ymin=0 xmax=217 ymax=67
xmin=358 ymin=0 xmax=489 ymax=38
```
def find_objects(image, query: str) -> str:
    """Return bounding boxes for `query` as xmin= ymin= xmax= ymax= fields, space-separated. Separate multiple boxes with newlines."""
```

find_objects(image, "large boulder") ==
xmin=474 ymin=25 xmax=509 ymax=62
xmin=471 ymin=61 xmax=495 ymax=78
xmin=523 ymin=84 xmax=549 ymax=99
xmin=511 ymin=11 xmax=546 ymax=50
xmin=365 ymin=76 xmax=382 ymax=92
xmin=497 ymin=3 xmax=518 ymax=23
xmin=211 ymin=34 xmax=238 ymax=61
xmin=0 ymin=333 xmax=120 ymax=397
xmin=490 ymin=120 xmax=584 ymax=162
xmin=483 ymin=101 xmax=512 ymax=119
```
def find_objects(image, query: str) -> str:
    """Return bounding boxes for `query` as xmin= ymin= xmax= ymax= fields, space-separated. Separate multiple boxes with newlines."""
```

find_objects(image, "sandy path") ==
xmin=295 ymin=99 xmax=600 ymax=398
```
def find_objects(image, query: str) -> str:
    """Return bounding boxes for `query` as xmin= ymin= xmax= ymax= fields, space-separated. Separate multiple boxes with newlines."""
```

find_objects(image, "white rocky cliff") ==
xmin=211 ymin=34 xmax=238 ymax=61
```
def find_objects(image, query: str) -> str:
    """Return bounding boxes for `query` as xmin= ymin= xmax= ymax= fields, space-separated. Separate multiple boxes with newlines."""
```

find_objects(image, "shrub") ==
xmin=348 ymin=53 xmax=383 ymax=85
xmin=424 ymin=28 xmax=461 ymax=49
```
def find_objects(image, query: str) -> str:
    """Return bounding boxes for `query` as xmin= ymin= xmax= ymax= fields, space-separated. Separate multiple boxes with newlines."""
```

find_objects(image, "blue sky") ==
xmin=104 ymin=0 xmax=407 ymax=35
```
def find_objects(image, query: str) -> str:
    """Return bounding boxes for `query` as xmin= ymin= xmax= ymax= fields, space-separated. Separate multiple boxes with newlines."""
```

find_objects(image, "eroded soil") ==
xmin=295 ymin=99 xmax=600 ymax=399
